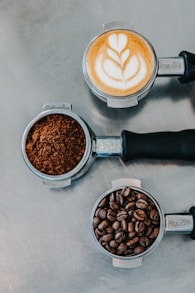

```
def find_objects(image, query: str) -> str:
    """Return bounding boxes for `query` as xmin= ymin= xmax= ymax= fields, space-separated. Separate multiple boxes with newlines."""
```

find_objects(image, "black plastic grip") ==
xmin=189 ymin=207 xmax=195 ymax=240
xmin=179 ymin=51 xmax=195 ymax=83
xmin=121 ymin=129 xmax=195 ymax=162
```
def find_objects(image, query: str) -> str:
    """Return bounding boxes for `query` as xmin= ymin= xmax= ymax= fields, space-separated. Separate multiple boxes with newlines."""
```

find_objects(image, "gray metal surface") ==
xmin=0 ymin=1 xmax=195 ymax=292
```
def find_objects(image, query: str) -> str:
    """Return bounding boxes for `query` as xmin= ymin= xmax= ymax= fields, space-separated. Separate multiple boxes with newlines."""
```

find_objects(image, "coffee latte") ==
xmin=84 ymin=29 xmax=156 ymax=97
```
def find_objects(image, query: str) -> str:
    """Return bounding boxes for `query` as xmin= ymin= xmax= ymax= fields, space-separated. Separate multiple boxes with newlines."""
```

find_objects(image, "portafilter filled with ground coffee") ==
xmin=91 ymin=178 xmax=195 ymax=268
xmin=83 ymin=21 xmax=195 ymax=108
xmin=21 ymin=103 xmax=195 ymax=188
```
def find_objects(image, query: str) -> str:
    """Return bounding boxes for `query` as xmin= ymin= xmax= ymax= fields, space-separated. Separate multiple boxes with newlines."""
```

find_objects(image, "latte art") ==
xmin=85 ymin=30 xmax=155 ymax=97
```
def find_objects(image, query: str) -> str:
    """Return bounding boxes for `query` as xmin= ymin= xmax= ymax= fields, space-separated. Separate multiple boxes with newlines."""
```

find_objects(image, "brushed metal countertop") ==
xmin=0 ymin=1 xmax=195 ymax=292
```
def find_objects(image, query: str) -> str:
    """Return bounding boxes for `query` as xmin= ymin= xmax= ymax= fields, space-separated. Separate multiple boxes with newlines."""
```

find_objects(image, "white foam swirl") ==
xmin=95 ymin=33 xmax=147 ymax=91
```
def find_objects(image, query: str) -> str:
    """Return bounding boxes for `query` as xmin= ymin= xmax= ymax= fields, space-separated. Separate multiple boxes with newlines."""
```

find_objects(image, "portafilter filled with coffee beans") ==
xmin=91 ymin=178 xmax=195 ymax=268
xmin=21 ymin=103 xmax=195 ymax=188
xmin=83 ymin=21 xmax=195 ymax=108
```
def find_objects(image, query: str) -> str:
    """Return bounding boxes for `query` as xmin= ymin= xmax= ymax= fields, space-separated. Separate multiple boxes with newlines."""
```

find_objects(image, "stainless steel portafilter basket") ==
xmin=82 ymin=22 xmax=195 ymax=108
xmin=21 ymin=103 xmax=195 ymax=188
xmin=90 ymin=178 xmax=195 ymax=268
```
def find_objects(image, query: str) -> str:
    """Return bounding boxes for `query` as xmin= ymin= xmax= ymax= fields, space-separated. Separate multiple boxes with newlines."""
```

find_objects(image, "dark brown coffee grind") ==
xmin=25 ymin=114 xmax=86 ymax=175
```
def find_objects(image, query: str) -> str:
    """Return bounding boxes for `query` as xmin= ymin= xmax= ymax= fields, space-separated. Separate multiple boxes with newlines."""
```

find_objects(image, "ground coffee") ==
xmin=25 ymin=114 xmax=86 ymax=175
xmin=93 ymin=187 xmax=160 ymax=256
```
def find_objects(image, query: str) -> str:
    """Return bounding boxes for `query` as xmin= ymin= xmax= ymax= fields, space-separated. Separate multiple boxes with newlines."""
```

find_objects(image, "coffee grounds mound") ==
xmin=25 ymin=114 xmax=86 ymax=175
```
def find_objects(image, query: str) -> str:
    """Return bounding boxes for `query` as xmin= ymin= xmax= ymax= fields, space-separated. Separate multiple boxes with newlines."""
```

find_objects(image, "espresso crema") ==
xmin=85 ymin=29 xmax=155 ymax=97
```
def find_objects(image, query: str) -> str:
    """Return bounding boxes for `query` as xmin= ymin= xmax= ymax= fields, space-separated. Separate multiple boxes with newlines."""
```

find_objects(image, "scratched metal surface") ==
xmin=0 ymin=1 xmax=195 ymax=292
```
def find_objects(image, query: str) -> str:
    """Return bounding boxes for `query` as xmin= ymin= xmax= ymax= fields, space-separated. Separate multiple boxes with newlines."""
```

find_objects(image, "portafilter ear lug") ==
xmin=189 ymin=207 xmax=195 ymax=240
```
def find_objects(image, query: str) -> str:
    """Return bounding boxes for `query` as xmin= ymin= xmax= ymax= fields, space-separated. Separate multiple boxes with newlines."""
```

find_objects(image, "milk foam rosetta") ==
xmin=86 ymin=30 xmax=155 ymax=97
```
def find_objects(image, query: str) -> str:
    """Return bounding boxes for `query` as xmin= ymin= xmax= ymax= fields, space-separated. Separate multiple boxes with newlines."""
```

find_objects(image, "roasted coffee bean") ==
xmin=146 ymin=226 xmax=153 ymax=237
xmin=125 ymin=201 xmax=136 ymax=210
xmin=97 ymin=208 xmax=107 ymax=219
xmin=98 ymin=197 xmax=107 ymax=208
xmin=135 ymin=221 xmax=145 ymax=234
xmin=98 ymin=220 xmax=109 ymax=230
xmin=149 ymin=227 xmax=159 ymax=239
xmin=95 ymin=228 xmax=105 ymax=238
xmin=117 ymin=242 xmax=127 ymax=252
xmin=136 ymin=199 xmax=148 ymax=209
xmin=102 ymin=234 xmax=113 ymax=242
xmin=116 ymin=192 xmax=124 ymax=206
xmin=117 ymin=210 xmax=128 ymax=221
xmin=105 ymin=226 xmax=114 ymax=234
xmin=95 ymin=207 xmax=101 ymax=217
xmin=121 ymin=219 xmax=128 ymax=231
xmin=124 ymin=249 xmax=134 ymax=256
xmin=109 ymin=192 xmax=115 ymax=202
xmin=109 ymin=240 xmax=119 ymax=248
xmin=110 ymin=201 xmax=119 ymax=211
xmin=112 ymin=221 xmax=121 ymax=230
xmin=115 ymin=231 xmax=126 ymax=243
xmin=137 ymin=193 xmax=148 ymax=201
xmin=128 ymin=210 xmax=134 ymax=218
xmin=128 ymin=231 xmax=136 ymax=239
xmin=93 ymin=216 xmax=101 ymax=228
xmin=139 ymin=236 xmax=150 ymax=247
xmin=150 ymin=209 xmax=160 ymax=221
xmin=121 ymin=187 xmax=131 ymax=197
xmin=127 ymin=192 xmax=136 ymax=202
xmin=134 ymin=209 xmax=146 ymax=221
xmin=134 ymin=245 xmax=145 ymax=255
xmin=93 ymin=186 xmax=160 ymax=257
xmin=152 ymin=220 xmax=160 ymax=226
xmin=144 ymin=218 xmax=152 ymax=226
xmin=128 ymin=222 xmax=135 ymax=232
xmin=107 ymin=209 xmax=116 ymax=221
xmin=127 ymin=237 xmax=139 ymax=247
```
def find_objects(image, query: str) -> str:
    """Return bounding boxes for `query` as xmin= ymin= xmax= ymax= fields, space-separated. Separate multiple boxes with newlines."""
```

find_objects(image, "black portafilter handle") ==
xmin=179 ymin=51 xmax=195 ymax=83
xmin=189 ymin=207 xmax=195 ymax=240
xmin=121 ymin=129 xmax=195 ymax=161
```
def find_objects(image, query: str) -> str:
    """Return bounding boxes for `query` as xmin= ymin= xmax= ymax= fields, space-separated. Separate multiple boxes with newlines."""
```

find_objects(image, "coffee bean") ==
xmin=109 ymin=192 xmax=115 ymax=202
xmin=149 ymin=227 xmax=159 ymax=239
xmin=98 ymin=197 xmax=107 ymax=208
xmin=125 ymin=201 xmax=136 ymax=210
xmin=136 ymin=199 xmax=148 ymax=209
xmin=105 ymin=226 xmax=114 ymax=234
xmin=98 ymin=208 xmax=107 ymax=219
xmin=112 ymin=221 xmax=121 ymax=230
xmin=107 ymin=209 xmax=116 ymax=221
xmin=137 ymin=193 xmax=148 ymax=201
xmin=144 ymin=218 xmax=152 ymax=226
xmin=109 ymin=240 xmax=119 ymax=248
xmin=117 ymin=210 xmax=128 ymax=221
xmin=93 ymin=216 xmax=101 ymax=228
xmin=127 ymin=237 xmax=139 ymax=247
xmin=121 ymin=219 xmax=128 ymax=231
xmin=121 ymin=187 xmax=131 ymax=197
xmin=110 ymin=201 xmax=119 ymax=211
xmin=139 ymin=236 xmax=150 ymax=247
xmin=127 ymin=192 xmax=136 ymax=202
xmin=115 ymin=231 xmax=126 ymax=243
xmin=134 ymin=245 xmax=145 ymax=255
xmin=128 ymin=222 xmax=134 ymax=232
xmin=98 ymin=220 xmax=109 ymax=230
xmin=116 ymin=192 xmax=124 ymax=206
xmin=150 ymin=209 xmax=160 ymax=221
xmin=133 ymin=209 xmax=146 ymax=221
xmin=135 ymin=221 xmax=145 ymax=234
xmin=102 ymin=234 xmax=113 ymax=242
xmin=93 ymin=187 xmax=160 ymax=257
xmin=117 ymin=242 xmax=127 ymax=252
xmin=128 ymin=231 xmax=136 ymax=239
xmin=95 ymin=228 xmax=105 ymax=238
